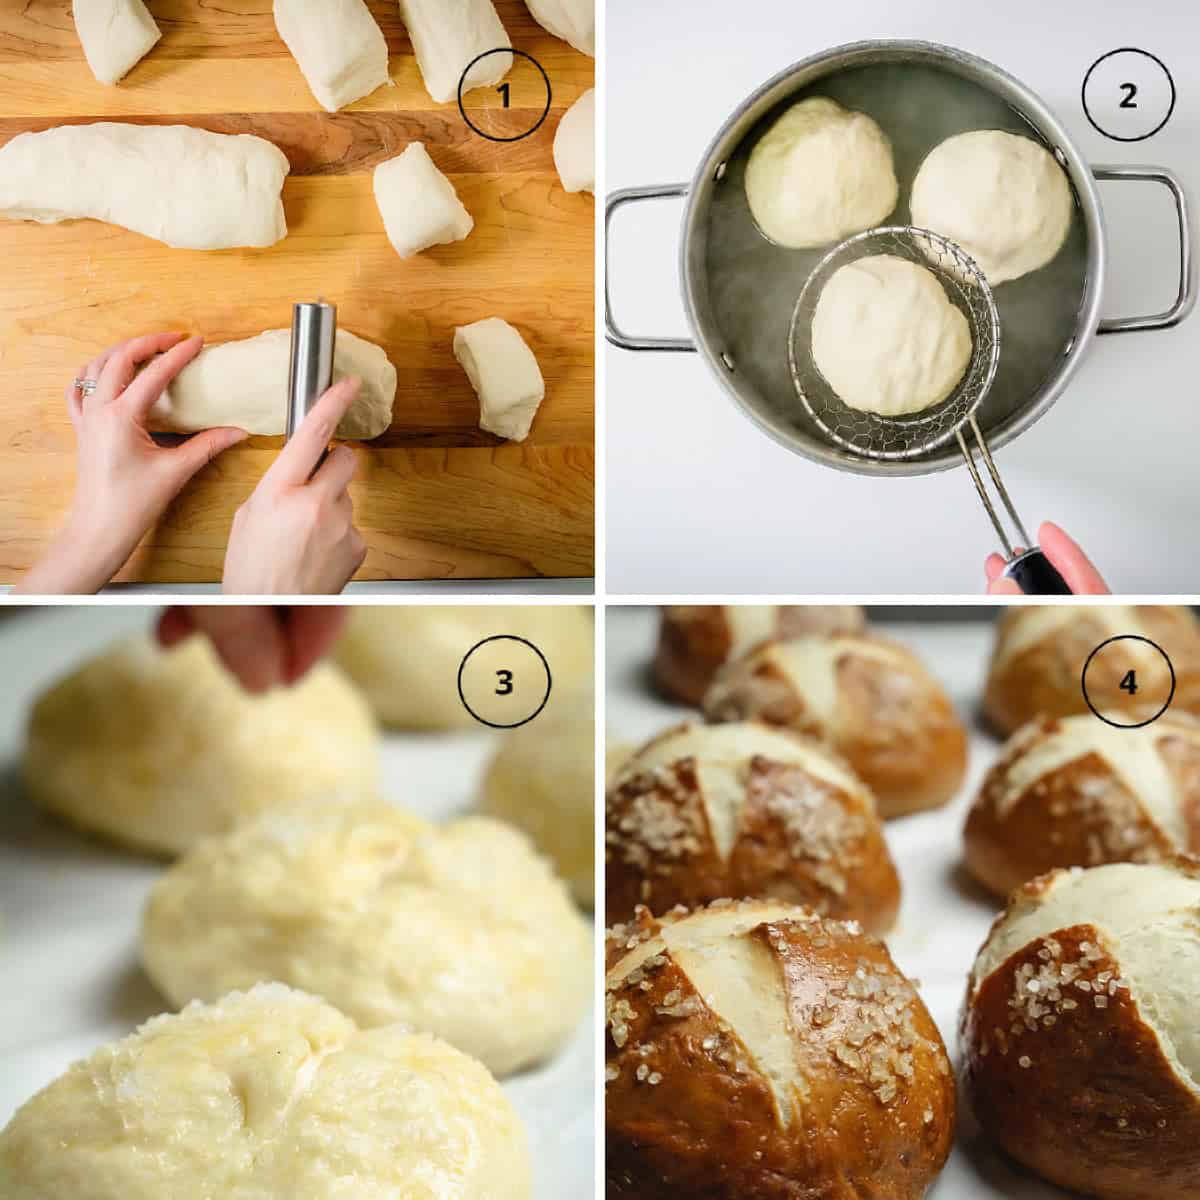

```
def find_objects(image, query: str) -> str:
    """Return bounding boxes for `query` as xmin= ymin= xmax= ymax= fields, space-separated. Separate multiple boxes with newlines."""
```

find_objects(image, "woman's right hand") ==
xmin=222 ymin=378 xmax=367 ymax=595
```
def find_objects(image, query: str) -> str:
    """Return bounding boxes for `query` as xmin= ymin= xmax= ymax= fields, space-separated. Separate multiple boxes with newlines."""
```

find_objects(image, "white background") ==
xmin=607 ymin=604 xmax=1097 ymax=1199
xmin=605 ymin=0 xmax=1200 ymax=595
xmin=0 ymin=607 xmax=593 ymax=1199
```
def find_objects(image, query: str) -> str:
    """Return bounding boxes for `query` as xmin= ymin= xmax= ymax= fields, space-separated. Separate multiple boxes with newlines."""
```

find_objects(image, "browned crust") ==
xmin=983 ymin=607 xmax=1200 ymax=737
xmin=963 ymin=922 xmax=1200 ymax=1199
xmin=605 ymin=742 xmax=900 ymax=933
xmin=607 ymin=908 xmax=954 ymax=1199
xmin=963 ymin=718 xmax=1181 ymax=898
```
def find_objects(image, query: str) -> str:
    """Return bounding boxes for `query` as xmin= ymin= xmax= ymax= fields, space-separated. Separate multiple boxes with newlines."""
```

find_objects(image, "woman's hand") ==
xmin=222 ymin=377 xmax=367 ymax=595
xmin=157 ymin=605 xmax=348 ymax=692
xmin=14 ymin=332 xmax=246 ymax=594
xmin=985 ymin=521 xmax=1111 ymax=595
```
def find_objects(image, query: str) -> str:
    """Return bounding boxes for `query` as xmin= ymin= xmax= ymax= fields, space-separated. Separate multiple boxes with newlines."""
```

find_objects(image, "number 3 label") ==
xmin=495 ymin=669 xmax=514 ymax=696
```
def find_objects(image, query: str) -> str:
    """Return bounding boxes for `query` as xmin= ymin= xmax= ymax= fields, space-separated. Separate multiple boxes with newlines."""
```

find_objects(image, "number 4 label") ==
xmin=1120 ymin=670 xmax=1138 ymax=695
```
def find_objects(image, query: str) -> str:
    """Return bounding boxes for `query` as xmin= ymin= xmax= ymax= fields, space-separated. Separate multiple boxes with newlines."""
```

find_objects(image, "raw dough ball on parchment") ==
xmin=812 ymin=254 xmax=972 ymax=417
xmin=0 ymin=983 xmax=531 ymax=1200
xmin=911 ymin=130 xmax=1073 ymax=285
xmin=141 ymin=800 xmax=592 ymax=1075
xmin=21 ymin=634 xmax=379 ymax=856
xmin=745 ymin=97 xmax=898 ymax=248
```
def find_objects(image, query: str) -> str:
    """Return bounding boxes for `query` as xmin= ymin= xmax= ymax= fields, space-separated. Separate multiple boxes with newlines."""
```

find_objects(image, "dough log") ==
xmin=0 ymin=123 xmax=289 ymax=250
xmin=374 ymin=142 xmax=473 ymax=259
xmin=453 ymin=318 xmax=545 ymax=442
xmin=151 ymin=329 xmax=396 ymax=440
xmin=73 ymin=0 xmax=161 ymax=85
xmin=397 ymin=0 xmax=513 ymax=104
xmin=553 ymin=88 xmax=594 ymax=194
xmin=524 ymin=0 xmax=594 ymax=56
xmin=273 ymin=0 xmax=389 ymax=112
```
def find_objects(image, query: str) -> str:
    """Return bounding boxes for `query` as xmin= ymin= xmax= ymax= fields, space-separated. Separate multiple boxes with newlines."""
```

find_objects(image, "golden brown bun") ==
xmin=962 ymin=860 xmax=1200 ymax=1199
xmin=964 ymin=714 xmax=1200 ymax=897
xmin=606 ymin=900 xmax=955 ymax=1199
xmin=654 ymin=606 xmax=865 ymax=706
xmin=983 ymin=605 xmax=1200 ymax=736
xmin=605 ymin=722 xmax=900 ymax=933
xmin=703 ymin=633 xmax=967 ymax=818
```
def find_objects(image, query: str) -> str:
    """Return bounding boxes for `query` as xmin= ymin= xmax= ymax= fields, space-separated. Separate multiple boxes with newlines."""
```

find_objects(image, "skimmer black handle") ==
xmin=1003 ymin=548 xmax=1072 ymax=595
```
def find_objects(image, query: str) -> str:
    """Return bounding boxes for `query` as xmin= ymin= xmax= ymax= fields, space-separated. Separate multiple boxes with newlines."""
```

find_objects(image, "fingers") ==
xmin=1039 ymin=522 xmax=1111 ymax=595
xmin=168 ymin=426 xmax=248 ymax=482
xmin=983 ymin=553 xmax=1006 ymax=584
xmin=987 ymin=575 xmax=1023 ymax=595
xmin=310 ymin=444 xmax=359 ymax=498
xmin=184 ymin=607 xmax=289 ymax=693
xmin=155 ymin=606 xmax=196 ymax=649
xmin=280 ymin=607 xmax=349 ymax=685
xmin=120 ymin=335 xmax=205 ymax=417
xmin=262 ymin=377 xmax=360 ymax=491
xmin=97 ymin=332 xmax=190 ymax=402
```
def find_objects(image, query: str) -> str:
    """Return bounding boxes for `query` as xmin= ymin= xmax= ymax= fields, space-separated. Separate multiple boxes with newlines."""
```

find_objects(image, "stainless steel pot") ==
xmin=605 ymin=40 xmax=1194 ymax=476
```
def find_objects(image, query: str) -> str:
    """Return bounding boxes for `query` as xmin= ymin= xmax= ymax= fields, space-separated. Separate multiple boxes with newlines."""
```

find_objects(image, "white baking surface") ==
xmin=0 ymin=606 xmax=594 ymax=1199
xmin=606 ymin=605 xmax=1075 ymax=1198
xmin=607 ymin=0 xmax=1200 ymax=595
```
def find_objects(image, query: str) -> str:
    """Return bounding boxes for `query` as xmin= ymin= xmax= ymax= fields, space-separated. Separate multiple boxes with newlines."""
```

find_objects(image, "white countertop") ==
xmin=606 ymin=0 xmax=1200 ymax=595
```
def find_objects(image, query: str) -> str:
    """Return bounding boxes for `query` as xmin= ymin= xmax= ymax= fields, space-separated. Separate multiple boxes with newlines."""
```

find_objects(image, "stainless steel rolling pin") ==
xmin=286 ymin=300 xmax=337 ymax=443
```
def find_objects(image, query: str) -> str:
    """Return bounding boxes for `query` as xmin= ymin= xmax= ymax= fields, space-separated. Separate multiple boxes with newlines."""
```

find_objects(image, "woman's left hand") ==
xmin=15 ymin=332 xmax=246 ymax=594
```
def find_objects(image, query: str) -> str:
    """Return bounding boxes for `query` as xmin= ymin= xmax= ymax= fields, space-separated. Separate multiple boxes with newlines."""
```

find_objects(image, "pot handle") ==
xmin=605 ymin=184 xmax=696 ymax=352
xmin=1093 ymin=165 xmax=1195 ymax=334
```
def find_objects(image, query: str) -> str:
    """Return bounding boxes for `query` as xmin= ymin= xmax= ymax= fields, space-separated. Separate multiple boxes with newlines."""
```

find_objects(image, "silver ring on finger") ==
xmin=73 ymin=377 xmax=99 ymax=397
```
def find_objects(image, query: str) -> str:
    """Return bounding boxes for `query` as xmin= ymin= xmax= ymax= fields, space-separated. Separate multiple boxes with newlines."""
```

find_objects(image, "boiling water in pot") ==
xmin=702 ymin=61 xmax=1089 ymax=460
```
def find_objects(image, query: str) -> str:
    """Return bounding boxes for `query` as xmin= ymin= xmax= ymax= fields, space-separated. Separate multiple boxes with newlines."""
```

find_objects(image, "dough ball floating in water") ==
xmin=0 ymin=984 xmax=532 ymax=1199
xmin=273 ymin=0 xmax=390 ymax=113
xmin=151 ymin=328 xmax=397 ymax=440
xmin=454 ymin=317 xmax=546 ymax=442
xmin=398 ymin=0 xmax=513 ymax=104
xmin=911 ymin=130 xmax=1073 ymax=285
xmin=524 ymin=0 xmax=595 ymax=56
xmin=73 ymin=0 xmax=161 ymax=86
xmin=811 ymin=255 xmax=972 ymax=417
xmin=374 ymin=142 xmax=474 ymax=259
xmin=745 ymin=97 xmax=898 ymax=249
xmin=0 ymin=123 xmax=289 ymax=250
xmin=554 ymin=88 xmax=595 ymax=194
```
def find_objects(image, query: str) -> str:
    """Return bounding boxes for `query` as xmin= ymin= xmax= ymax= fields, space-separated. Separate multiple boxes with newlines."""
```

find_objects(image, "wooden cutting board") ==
xmin=0 ymin=1 xmax=594 ymax=584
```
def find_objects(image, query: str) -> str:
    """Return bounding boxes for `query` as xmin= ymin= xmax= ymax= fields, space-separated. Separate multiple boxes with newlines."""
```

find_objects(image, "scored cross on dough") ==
xmin=992 ymin=605 xmax=1158 ymax=669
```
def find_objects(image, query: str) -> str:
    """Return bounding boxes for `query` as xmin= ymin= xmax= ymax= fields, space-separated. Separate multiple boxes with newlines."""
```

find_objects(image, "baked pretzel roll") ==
xmin=703 ymin=634 xmax=967 ymax=818
xmin=655 ymin=606 xmax=865 ymax=705
xmin=606 ymin=900 xmax=955 ymax=1199
xmin=962 ymin=860 xmax=1200 ymax=1200
xmin=965 ymin=713 xmax=1200 ymax=897
xmin=605 ymin=722 xmax=900 ymax=932
xmin=983 ymin=605 xmax=1200 ymax=736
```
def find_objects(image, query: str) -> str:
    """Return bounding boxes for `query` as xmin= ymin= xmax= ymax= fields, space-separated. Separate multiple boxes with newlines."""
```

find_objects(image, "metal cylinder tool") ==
xmin=286 ymin=300 xmax=337 ymax=442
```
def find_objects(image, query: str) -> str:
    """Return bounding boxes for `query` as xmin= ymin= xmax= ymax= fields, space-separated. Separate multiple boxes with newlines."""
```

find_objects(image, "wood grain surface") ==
xmin=0 ymin=1 xmax=594 ymax=583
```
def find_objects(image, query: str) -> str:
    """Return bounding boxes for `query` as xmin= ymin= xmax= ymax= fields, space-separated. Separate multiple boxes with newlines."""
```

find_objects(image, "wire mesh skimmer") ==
xmin=788 ymin=225 xmax=1070 ymax=594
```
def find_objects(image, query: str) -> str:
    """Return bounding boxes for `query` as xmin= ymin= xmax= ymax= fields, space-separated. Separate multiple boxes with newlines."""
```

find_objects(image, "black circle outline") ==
xmin=1081 ymin=48 xmax=1176 ymax=143
xmin=456 ymin=49 xmax=552 ymax=144
xmin=457 ymin=634 xmax=553 ymax=729
xmin=1080 ymin=634 xmax=1176 ymax=728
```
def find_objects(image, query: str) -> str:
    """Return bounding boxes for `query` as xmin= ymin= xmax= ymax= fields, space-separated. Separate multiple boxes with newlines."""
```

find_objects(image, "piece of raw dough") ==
xmin=374 ymin=142 xmax=473 ymax=258
xmin=524 ymin=0 xmax=594 ymax=55
xmin=745 ymin=97 xmax=898 ymax=249
xmin=397 ymin=0 xmax=512 ymax=104
xmin=0 ymin=123 xmax=289 ymax=250
xmin=812 ymin=254 xmax=972 ymax=416
xmin=911 ymin=130 xmax=1073 ymax=285
xmin=453 ymin=318 xmax=545 ymax=442
xmin=151 ymin=329 xmax=396 ymax=440
xmin=553 ymin=88 xmax=594 ymax=194
xmin=273 ymin=0 xmax=389 ymax=112
xmin=73 ymin=0 xmax=161 ymax=85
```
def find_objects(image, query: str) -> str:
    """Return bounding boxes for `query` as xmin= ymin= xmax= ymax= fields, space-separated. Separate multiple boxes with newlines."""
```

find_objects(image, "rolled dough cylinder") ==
xmin=453 ymin=318 xmax=545 ymax=442
xmin=523 ymin=0 xmax=594 ymax=56
xmin=812 ymin=254 xmax=972 ymax=416
xmin=150 ymin=328 xmax=396 ymax=440
xmin=553 ymin=88 xmax=594 ymax=194
xmin=745 ymin=97 xmax=898 ymax=249
xmin=374 ymin=142 xmax=473 ymax=259
xmin=0 ymin=123 xmax=289 ymax=250
xmin=397 ymin=0 xmax=512 ymax=104
xmin=273 ymin=0 xmax=389 ymax=112
xmin=73 ymin=0 xmax=161 ymax=85
xmin=911 ymin=130 xmax=1073 ymax=285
